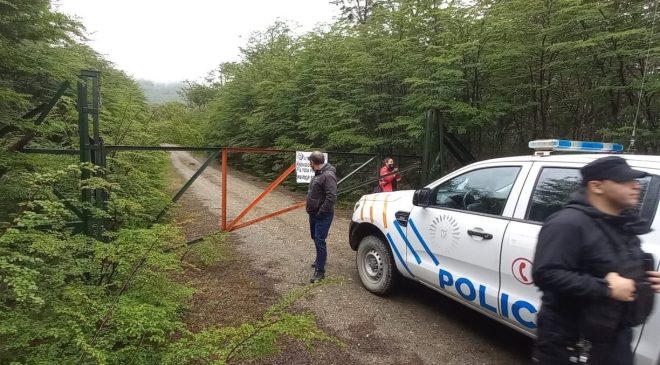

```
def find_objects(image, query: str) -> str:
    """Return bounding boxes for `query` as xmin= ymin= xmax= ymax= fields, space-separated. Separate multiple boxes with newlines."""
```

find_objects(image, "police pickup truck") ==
xmin=348 ymin=140 xmax=660 ymax=364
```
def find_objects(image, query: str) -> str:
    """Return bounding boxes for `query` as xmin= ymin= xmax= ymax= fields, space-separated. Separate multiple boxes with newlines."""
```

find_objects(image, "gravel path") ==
xmin=169 ymin=149 xmax=533 ymax=365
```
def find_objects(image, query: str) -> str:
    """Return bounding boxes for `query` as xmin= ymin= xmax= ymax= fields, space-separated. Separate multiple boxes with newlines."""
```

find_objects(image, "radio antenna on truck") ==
xmin=629 ymin=0 xmax=659 ymax=153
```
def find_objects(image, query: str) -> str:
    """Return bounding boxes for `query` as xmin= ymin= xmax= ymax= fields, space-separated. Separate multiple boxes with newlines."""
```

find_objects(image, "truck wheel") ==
xmin=356 ymin=235 xmax=399 ymax=295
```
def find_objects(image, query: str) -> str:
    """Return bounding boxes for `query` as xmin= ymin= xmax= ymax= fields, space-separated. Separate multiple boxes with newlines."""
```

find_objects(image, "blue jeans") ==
xmin=309 ymin=212 xmax=334 ymax=272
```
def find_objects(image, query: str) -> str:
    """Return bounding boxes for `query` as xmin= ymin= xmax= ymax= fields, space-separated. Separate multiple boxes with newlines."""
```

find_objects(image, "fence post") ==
xmin=436 ymin=109 xmax=445 ymax=179
xmin=78 ymin=70 xmax=106 ymax=239
xmin=78 ymin=77 xmax=91 ymax=235
xmin=221 ymin=147 xmax=228 ymax=231
xmin=422 ymin=110 xmax=433 ymax=185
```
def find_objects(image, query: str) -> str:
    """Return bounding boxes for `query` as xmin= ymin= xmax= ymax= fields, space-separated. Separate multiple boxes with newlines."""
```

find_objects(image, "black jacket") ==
xmin=306 ymin=163 xmax=337 ymax=215
xmin=532 ymin=190 xmax=651 ymax=340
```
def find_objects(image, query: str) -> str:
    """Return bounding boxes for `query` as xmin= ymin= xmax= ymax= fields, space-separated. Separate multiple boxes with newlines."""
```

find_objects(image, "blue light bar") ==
xmin=529 ymin=139 xmax=624 ymax=153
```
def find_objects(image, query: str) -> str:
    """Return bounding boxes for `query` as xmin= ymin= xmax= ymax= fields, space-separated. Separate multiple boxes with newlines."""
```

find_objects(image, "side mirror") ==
xmin=413 ymin=188 xmax=433 ymax=207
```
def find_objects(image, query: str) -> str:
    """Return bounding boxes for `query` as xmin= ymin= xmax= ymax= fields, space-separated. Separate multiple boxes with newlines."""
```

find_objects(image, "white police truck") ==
xmin=348 ymin=140 xmax=660 ymax=364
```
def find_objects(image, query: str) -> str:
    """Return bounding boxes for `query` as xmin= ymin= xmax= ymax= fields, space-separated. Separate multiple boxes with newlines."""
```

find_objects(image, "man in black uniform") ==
xmin=532 ymin=156 xmax=660 ymax=364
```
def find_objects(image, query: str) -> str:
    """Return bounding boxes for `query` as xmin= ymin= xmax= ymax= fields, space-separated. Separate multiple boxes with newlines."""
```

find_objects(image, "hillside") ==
xmin=137 ymin=79 xmax=184 ymax=104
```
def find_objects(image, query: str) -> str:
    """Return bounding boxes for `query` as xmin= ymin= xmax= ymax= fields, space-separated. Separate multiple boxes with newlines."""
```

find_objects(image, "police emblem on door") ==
xmin=429 ymin=214 xmax=460 ymax=253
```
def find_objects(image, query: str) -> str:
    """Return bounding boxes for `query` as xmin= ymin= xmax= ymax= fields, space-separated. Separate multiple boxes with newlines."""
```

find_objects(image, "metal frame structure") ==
xmin=16 ymin=70 xmax=426 ymax=238
xmin=17 ymin=71 xmax=224 ymax=239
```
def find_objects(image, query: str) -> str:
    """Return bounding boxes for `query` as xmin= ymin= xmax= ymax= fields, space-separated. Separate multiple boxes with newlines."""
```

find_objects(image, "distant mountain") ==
xmin=137 ymin=79 xmax=184 ymax=104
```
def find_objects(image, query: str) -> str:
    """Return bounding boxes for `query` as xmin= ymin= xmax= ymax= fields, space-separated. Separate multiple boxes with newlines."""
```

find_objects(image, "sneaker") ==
xmin=310 ymin=270 xmax=325 ymax=283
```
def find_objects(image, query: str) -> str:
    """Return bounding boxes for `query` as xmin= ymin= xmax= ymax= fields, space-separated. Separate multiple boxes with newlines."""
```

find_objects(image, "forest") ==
xmin=0 ymin=0 xmax=658 ymax=363
xmin=202 ymin=0 xmax=660 ymax=159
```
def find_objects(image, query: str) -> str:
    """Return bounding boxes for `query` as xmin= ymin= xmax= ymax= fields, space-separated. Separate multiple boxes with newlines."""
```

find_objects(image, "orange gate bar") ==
xmin=220 ymin=147 xmax=306 ymax=232
xmin=226 ymin=163 xmax=296 ymax=231
xmin=230 ymin=201 xmax=306 ymax=231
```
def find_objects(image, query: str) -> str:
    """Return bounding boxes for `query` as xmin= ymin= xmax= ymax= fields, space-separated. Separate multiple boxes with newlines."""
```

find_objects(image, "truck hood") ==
xmin=362 ymin=190 xmax=415 ymax=203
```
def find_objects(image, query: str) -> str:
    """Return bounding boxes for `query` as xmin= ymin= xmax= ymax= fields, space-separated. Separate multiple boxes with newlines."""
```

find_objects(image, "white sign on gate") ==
xmin=296 ymin=151 xmax=328 ymax=184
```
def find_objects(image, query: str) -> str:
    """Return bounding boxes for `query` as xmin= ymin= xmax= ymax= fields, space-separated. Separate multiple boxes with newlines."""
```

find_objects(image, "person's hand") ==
xmin=605 ymin=272 xmax=636 ymax=302
xmin=646 ymin=271 xmax=660 ymax=293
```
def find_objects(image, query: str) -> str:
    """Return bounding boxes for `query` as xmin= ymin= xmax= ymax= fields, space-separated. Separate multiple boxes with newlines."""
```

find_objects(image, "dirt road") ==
xmin=169 ymin=150 xmax=533 ymax=365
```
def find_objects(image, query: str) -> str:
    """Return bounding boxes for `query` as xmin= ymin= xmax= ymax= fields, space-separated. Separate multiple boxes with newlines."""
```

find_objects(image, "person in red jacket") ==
xmin=379 ymin=158 xmax=401 ymax=192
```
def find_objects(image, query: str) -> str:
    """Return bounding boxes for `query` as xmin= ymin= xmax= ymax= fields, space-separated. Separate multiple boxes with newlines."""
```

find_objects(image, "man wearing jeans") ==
xmin=306 ymin=151 xmax=337 ymax=283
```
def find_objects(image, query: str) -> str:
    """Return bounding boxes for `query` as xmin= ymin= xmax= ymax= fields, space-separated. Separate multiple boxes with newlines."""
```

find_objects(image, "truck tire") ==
xmin=356 ymin=235 xmax=399 ymax=295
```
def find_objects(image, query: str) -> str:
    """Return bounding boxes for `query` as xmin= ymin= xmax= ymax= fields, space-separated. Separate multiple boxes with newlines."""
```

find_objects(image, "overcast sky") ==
xmin=55 ymin=0 xmax=338 ymax=83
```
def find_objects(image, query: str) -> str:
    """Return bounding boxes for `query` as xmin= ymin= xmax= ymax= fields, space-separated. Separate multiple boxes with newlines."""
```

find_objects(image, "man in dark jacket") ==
xmin=306 ymin=151 xmax=337 ymax=283
xmin=532 ymin=156 xmax=660 ymax=364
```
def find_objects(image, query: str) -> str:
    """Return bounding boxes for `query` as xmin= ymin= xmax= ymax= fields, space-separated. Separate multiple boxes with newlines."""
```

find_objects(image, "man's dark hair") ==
xmin=309 ymin=151 xmax=325 ymax=165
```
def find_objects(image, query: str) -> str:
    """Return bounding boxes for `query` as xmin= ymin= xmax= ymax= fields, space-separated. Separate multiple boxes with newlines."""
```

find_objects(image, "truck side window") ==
xmin=527 ymin=168 xmax=581 ymax=222
xmin=527 ymin=168 xmax=652 ymax=222
xmin=433 ymin=166 xmax=521 ymax=216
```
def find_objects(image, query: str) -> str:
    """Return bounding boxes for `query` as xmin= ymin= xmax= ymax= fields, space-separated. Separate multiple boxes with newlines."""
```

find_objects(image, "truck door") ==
xmin=502 ymin=163 xmax=582 ymax=334
xmin=406 ymin=162 xmax=530 ymax=317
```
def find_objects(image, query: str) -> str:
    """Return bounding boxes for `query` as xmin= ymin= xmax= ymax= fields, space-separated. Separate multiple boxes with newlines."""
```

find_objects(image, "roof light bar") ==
xmin=529 ymin=139 xmax=624 ymax=155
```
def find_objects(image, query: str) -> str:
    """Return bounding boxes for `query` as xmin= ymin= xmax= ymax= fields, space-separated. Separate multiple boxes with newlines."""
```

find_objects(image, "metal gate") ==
xmin=15 ymin=70 xmax=426 ymax=239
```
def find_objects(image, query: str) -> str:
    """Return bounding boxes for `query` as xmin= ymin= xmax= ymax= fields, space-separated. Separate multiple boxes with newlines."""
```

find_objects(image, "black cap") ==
xmin=580 ymin=156 xmax=648 ymax=185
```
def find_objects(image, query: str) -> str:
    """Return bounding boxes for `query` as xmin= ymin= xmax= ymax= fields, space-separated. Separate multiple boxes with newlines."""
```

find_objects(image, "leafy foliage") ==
xmin=149 ymin=102 xmax=209 ymax=147
xmin=196 ymin=0 xmax=659 ymax=166
xmin=0 ymin=162 xmax=192 ymax=364
xmin=1 ymin=2 xmax=331 ymax=364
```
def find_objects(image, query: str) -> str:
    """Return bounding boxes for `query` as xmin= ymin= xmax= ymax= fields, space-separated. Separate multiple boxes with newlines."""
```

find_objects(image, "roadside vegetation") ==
xmin=0 ymin=1 xmax=335 ymax=363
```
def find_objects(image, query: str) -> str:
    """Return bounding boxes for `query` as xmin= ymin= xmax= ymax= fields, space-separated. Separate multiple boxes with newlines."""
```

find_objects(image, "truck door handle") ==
xmin=467 ymin=230 xmax=493 ymax=240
